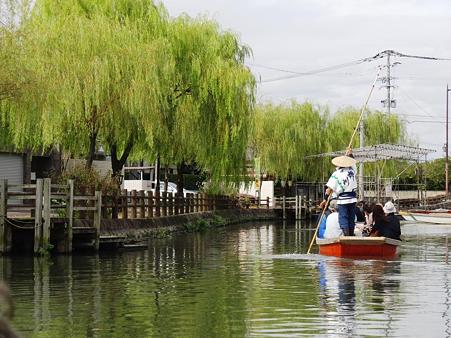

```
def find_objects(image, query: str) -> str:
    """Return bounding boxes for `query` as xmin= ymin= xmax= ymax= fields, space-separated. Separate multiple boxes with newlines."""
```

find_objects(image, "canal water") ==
xmin=4 ymin=221 xmax=451 ymax=337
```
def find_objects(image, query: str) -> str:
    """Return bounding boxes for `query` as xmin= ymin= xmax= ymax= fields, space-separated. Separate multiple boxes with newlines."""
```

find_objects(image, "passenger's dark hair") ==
xmin=372 ymin=204 xmax=387 ymax=224
xmin=363 ymin=203 xmax=373 ymax=214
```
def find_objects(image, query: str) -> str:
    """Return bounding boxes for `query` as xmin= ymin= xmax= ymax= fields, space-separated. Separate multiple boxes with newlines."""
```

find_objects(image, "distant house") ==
xmin=0 ymin=150 xmax=62 ymax=185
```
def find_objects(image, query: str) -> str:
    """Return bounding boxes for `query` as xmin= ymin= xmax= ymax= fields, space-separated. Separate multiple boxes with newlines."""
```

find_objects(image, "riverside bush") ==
xmin=183 ymin=215 xmax=225 ymax=232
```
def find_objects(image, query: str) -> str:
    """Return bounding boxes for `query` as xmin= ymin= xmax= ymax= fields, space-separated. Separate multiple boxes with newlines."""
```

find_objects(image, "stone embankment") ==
xmin=76 ymin=208 xmax=277 ymax=242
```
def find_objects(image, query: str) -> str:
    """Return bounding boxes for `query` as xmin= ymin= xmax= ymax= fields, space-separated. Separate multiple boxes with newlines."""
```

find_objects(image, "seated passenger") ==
xmin=355 ymin=201 xmax=366 ymax=222
xmin=361 ymin=203 xmax=374 ymax=236
xmin=370 ymin=204 xmax=401 ymax=240
xmin=317 ymin=199 xmax=335 ymax=239
xmin=324 ymin=200 xmax=344 ymax=239
xmin=383 ymin=201 xmax=401 ymax=240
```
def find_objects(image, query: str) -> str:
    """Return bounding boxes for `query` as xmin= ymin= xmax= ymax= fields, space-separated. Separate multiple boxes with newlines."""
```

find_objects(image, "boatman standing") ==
xmin=320 ymin=151 xmax=358 ymax=236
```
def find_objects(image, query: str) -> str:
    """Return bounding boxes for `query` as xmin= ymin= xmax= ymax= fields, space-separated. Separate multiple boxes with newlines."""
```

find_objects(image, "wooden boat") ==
xmin=316 ymin=236 xmax=401 ymax=258
xmin=400 ymin=210 xmax=451 ymax=224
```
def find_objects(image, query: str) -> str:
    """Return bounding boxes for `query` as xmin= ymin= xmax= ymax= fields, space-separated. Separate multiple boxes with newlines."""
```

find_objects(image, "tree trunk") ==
xmin=176 ymin=162 xmax=184 ymax=198
xmin=155 ymin=156 xmax=161 ymax=195
xmin=164 ymin=164 xmax=169 ymax=192
xmin=85 ymin=131 xmax=98 ymax=169
xmin=110 ymin=138 xmax=134 ymax=178
xmin=109 ymin=138 xmax=134 ymax=219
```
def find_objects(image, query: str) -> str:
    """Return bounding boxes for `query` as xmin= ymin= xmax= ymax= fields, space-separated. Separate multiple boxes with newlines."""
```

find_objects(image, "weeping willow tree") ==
xmin=253 ymin=102 xmax=408 ymax=181
xmin=11 ymin=0 xmax=255 ymax=188
xmin=0 ymin=0 xmax=40 ymax=149
xmin=327 ymin=108 xmax=408 ymax=178
xmin=16 ymin=0 xmax=167 ymax=169
xmin=135 ymin=14 xmax=256 ymax=193
xmin=254 ymin=101 xmax=328 ymax=181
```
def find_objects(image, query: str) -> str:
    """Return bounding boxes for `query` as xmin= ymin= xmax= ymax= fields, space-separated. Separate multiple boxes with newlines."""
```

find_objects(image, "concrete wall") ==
xmin=239 ymin=180 xmax=274 ymax=206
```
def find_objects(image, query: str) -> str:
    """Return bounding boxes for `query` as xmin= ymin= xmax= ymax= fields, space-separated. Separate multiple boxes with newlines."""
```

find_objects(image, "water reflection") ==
xmin=1 ymin=222 xmax=451 ymax=337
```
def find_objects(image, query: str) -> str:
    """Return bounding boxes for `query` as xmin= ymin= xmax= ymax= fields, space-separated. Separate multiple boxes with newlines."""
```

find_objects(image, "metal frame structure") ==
xmin=318 ymin=143 xmax=434 ymax=163
xmin=314 ymin=143 xmax=436 ymax=205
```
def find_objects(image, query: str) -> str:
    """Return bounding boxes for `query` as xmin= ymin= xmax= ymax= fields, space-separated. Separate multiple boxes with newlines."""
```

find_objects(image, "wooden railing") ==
xmin=100 ymin=191 xmax=239 ymax=219
xmin=0 ymin=177 xmax=276 ymax=253
xmin=0 ymin=178 xmax=102 ymax=253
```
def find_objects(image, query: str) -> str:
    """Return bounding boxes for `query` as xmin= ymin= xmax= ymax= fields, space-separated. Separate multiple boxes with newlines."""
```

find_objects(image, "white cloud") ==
xmin=162 ymin=0 xmax=451 ymax=158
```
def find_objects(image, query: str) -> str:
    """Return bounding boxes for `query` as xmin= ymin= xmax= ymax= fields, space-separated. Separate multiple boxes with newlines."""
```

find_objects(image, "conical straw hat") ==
xmin=331 ymin=155 xmax=357 ymax=168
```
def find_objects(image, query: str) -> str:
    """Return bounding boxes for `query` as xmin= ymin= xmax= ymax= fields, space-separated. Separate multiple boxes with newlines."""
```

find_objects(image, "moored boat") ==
xmin=400 ymin=210 xmax=451 ymax=224
xmin=316 ymin=236 xmax=401 ymax=258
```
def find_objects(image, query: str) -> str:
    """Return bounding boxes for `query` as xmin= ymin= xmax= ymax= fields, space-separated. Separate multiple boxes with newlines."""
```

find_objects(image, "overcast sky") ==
xmin=163 ymin=0 xmax=451 ymax=159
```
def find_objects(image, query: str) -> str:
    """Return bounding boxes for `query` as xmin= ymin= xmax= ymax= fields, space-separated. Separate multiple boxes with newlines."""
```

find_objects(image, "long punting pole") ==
xmin=307 ymin=70 xmax=380 ymax=254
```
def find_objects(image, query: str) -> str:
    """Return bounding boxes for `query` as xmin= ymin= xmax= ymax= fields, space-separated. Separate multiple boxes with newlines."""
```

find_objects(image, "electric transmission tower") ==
xmin=366 ymin=49 xmax=451 ymax=114
xmin=378 ymin=51 xmax=399 ymax=113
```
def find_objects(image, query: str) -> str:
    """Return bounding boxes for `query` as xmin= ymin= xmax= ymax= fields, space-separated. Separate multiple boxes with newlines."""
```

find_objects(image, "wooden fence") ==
xmin=0 ymin=178 xmax=271 ymax=253
xmin=0 ymin=178 xmax=102 ymax=253
xmin=100 ymin=190 xmax=240 ymax=219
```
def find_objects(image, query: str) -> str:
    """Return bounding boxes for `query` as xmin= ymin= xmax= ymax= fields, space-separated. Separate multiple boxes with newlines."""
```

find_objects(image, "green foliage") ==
xmin=56 ymin=164 xmax=120 ymax=195
xmin=397 ymin=158 xmax=446 ymax=191
xmin=167 ymin=173 xmax=204 ymax=191
xmin=37 ymin=243 xmax=54 ymax=256
xmin=184 ymin=219 xmax=209 ymax=233
xmin=183 ymin=214 xmax=226 ymax=232
xmin=254 ymin=102 xmax=408 ymax=181
xmin=153 ymin=228 xmax=172 ymax=239
xmin=210 ymin=214 xmax=226 ymax=226
xmin=254 ymin=101 xmax=328 ymax=181
xmin=3 ymin=0 xmax=255 ymax=187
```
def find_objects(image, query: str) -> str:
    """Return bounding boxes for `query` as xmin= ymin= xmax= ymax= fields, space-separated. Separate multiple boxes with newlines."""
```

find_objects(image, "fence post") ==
xmin=155 ymin=191 xmax=160 ymax=217
xmin=183 ymin=194 xmax=189 ymax=214
xmin=147 ymin=191 xmax=154 ymax=218
xmin=121 ymin=189 xmax=128 ymax=219
xmin=161 ymin=192 xmax=167 ymax=217
xmin=33 ymin=179 xmax=43 ymax=254
xmin=195 ymin=194 xmax=199 ymax=212
xmin=179 ymin=194 xmax=185 ymax=214
xmin=295 ymin=194 xmax=298 ymax=219
xmin=0 ymin=179 xmax=7 ymax=254
xmin=300 ymin=195 xmax=303 ymax=219
xmin=282 ymin=195 xmax=286 ymax=220
xmin=139 ymin=190 xmax=145 ymax=218
xmin=42 ymin=178 xmax=51 ymax=250
xmin=191 ymin=194 xmax=195 ymax=213
xmin=174 ymin=194 xmax=180 ymax=215
xmin=168 ymin=192 xmax=174 ymax=216
xmin=65 ymin=179 xmax=74 ymax=253
xmin=94 ymin=191 xmax=101 ymax=251
xmin=130 ymin=190 xmax=137 ymax=219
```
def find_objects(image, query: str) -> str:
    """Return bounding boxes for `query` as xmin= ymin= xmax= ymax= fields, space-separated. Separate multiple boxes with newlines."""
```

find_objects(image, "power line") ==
xmin=406 ymin=120 xmax=447 ymax=124
xmin=397 ymin=88 xmax=436 ymax=118
xmin=254 ymin=49 xmax=451 ymax=84
xmin=256 ymin=58 xmax=368 ymax=83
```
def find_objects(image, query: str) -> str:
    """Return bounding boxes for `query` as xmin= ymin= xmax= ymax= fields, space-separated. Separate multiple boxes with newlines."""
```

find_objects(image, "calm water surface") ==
xmin=4 ymin=221 xmax=451 ymax=337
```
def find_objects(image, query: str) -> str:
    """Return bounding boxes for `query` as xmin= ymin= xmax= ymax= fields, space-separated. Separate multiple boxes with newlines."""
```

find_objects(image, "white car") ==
xmin=152 ymin=182 xmax=198 ymax=196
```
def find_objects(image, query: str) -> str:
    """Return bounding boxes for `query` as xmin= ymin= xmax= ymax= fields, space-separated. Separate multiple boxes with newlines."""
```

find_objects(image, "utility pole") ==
xmin=446 ymin=84 xmax=450 ymax=194
xmin=380 ymin=50 xmax=397 ymax=113
xmin=387 ymin=53 xmax=391 ymax=114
